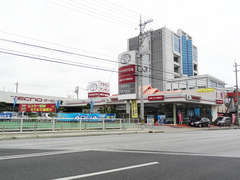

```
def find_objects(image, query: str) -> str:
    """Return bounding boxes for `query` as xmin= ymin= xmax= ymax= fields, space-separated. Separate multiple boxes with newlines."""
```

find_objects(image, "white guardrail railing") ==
xmin=0 ymin=117 xmax=143 ymax=132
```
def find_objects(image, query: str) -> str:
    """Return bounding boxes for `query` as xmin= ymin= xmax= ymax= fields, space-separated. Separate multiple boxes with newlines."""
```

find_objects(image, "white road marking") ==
xmin=89 ymin=149 xmax=240 ymax=158
xmin=0 ymin=150 xmax=88 ymax=160
xmin=53 ymin=161 xmax=159 ymax=180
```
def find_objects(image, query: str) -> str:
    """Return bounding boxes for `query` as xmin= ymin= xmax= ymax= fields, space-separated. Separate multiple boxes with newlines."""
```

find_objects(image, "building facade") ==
xmin=127 ymin=27 xmax=199 ymax=91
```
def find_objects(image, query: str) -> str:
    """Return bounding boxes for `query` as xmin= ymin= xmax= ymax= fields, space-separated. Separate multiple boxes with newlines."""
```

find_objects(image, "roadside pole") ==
xmin=20 ymin=112 xmax=23 ymax=133
xmin=234 ymin=62 xmax=240 ymax=126
xmin=138 ymin=16 xmax=153 ymax=124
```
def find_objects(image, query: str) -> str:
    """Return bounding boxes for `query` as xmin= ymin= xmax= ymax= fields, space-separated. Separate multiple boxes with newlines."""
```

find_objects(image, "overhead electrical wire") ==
xmin=0 ymin=30 xmax=114 ymax=59
xmin=0 ymin=38 xmax=185 ymax=78
xmin=0 ymin=48 xmax=190 ymax=86
xmin=0 ymin=48 xmax=117 ymax=73
xmin=0 ymin=38 xmax=117 ymax=64
xmin=51 ymin=0 xmax=135 ymax=27
xmin=64 ymin=0 xmax=138 ymax=24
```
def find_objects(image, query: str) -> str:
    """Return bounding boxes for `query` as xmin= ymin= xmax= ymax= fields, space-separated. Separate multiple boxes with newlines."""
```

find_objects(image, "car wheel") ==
xmin=199 ymin=124 xmax=202 ymax=128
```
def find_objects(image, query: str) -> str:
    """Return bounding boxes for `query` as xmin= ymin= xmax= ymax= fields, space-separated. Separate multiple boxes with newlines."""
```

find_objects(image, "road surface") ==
xmin=1 ymin=129 xmax=240 ymax=179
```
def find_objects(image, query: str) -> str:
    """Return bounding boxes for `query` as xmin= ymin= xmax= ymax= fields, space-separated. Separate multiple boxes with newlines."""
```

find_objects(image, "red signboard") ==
xmin=19 ymin=104 xmax=56 ymax=112
xmin=118 ymin=65 xmax=136 ymax=84
xmin=187 ymin=95 xmax=201 ymax=101
xmin=148 ymin=95 xmax=165 ymax=101
xmin=88 ymin=92 xmax=110 ymax=98
xmin=118 ymin=64 xmax=135 ymax=75
xmin=216 ymin=99 xmax=223 ymax=104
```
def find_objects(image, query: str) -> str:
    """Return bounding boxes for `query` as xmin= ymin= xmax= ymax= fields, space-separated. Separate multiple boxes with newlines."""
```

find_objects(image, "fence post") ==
xmin=79 ymin=119 xmax=82 ymax=130
xmin=120 ymin=119 xmax=122 ymax=130
xmin=102 ymin=118 xmax=105 ymax=130
xmin=20 ymin=117 xmax=23 ymax=133
xmin=52 ymin=118 xmax=56 ymax=132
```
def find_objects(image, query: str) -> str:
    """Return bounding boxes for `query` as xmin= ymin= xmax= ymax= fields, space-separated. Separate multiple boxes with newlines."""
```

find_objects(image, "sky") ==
xmin=0 ymin=0 xmax=239 ymax=99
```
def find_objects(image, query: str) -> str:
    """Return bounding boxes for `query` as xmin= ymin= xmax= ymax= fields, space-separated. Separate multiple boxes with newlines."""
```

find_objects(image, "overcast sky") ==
xmin=0 ymin=0 xmax=239 ymax=99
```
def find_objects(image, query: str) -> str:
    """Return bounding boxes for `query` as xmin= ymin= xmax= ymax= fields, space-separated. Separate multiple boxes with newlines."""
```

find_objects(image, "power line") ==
xmin=0 ymin=47 xmax=115 ymax=71
xmin=0 ymin=29 xmax=114 ymax=59
xmin=64 ymin=0 xmax=138 ymax=24
xmin=0 ymin=38 xmax=118 ymax=64
xmin=0 ymin=48 xmax=191 ymax=86
xmin=51 ymin=0 xmax=135 ymax=27
xmin=0 ymin=38 xmax=187 ymax=78
xmin=0 ymin=49 xmax=117 ymax=73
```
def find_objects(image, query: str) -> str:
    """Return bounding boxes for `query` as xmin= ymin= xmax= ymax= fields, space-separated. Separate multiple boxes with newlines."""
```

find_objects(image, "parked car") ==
xmin=213 ymin=116 xmax=224 ymax=125
xmin=189 ymin=117 xmax=210 ymax=127
xmin=215 ymin=117 xmax=232 ymax=126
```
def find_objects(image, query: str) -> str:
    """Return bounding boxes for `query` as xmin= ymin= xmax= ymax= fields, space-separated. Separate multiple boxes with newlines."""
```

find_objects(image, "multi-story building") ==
xmin=127 ymin=27 xmax=199 ymax=91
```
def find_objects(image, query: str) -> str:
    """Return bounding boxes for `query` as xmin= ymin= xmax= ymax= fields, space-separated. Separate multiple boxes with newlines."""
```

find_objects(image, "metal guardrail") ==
xmin=0 ymin=117 xmax=141 ymax=132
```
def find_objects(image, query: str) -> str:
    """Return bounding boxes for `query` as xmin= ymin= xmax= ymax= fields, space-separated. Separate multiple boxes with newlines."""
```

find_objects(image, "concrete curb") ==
xmin=0 ymin=129 xmax=165 ymax=140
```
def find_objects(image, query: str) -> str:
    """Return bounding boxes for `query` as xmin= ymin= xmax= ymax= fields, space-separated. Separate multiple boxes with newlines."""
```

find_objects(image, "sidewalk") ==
xmin=0 ymin=125 xmax=239 ymax=140
xmin=0 ymin=128 xmax=165 ymax=140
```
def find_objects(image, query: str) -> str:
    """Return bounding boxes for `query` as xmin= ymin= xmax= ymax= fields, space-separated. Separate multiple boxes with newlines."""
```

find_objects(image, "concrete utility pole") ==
xmin=75 ymin=86 xmax=79 ymax=100
xmin=138 ymin=16 xmax=153 ymax=123
xmin=15 ymin=81 xmax=18 ymax=93
xmin=234 ymin=62 xmax=240 ymax=126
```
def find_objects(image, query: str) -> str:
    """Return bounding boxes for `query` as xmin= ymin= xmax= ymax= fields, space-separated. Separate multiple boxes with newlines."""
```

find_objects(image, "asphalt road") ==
xmin=1 ymin=129 xmax=240 ymax=179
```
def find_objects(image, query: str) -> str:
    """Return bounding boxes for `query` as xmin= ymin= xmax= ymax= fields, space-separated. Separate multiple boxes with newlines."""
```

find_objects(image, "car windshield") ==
xmin=216 ymin=117 xmax=223 ymax=121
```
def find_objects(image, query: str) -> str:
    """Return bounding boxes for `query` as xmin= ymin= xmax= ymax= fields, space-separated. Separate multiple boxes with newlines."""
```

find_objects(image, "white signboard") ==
xmin=87 ymin=81 xmax=110 ymax=93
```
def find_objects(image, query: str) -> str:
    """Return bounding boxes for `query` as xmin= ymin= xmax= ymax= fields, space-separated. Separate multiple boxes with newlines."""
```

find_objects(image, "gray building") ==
xmin=127 ymin=27 xmax=198 ymax=91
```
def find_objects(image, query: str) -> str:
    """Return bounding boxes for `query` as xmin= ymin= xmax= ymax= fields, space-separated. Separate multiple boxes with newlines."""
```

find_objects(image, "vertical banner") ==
xmin=90 ymin=100 xmax=94 ymax=113
xmin=131 ymin=100 xmax=138 ymax=118
xmin=178 ymin=112 xmax=182 ymax=124
xmin=13 ymin=96 xmax=17 ymax=109
xmin=232 ymin=114 xmax=236 ymax=125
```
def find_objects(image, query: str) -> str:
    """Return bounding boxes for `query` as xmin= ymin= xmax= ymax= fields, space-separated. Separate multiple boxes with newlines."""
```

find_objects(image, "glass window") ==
xmin=174 ymin=35 xmax=180 ymax=53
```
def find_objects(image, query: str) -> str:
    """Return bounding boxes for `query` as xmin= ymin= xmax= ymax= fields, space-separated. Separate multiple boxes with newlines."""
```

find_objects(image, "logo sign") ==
xmin=186 ymin=95 xmax=201 ymax=101
xmin=148 ymin=95 xmax=165 ymax=101
xmin=19 ymin=104 xmax=56 ymax=112
xmin=216 ymin=99 xmax=223 ymax=104
xmin=136 ymin=65 xmax=150 ymax=73
xmin=120 ymin=54 xmax=131 ymax=64
xmin=87 ymin=81 xmax=110 ymax=98
xmin=118 ymin=51 xmax=136 ymax=66
xmin=87 ymin=81 xmax=110 ymax=93
xmin=10 ymin=96 xmax=55 ymax=103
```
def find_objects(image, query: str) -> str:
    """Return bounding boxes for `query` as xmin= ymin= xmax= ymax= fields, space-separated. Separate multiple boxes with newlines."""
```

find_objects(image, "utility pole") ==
xmin=15 ymin=81 xmax=18 ymax=93
xmin=138 ymin=16 xmax=153 ymax=123
xmin=234 ymin=62 xmax=240 ymax=126
xmin=75 ymin=86 xmax=79 ymax=100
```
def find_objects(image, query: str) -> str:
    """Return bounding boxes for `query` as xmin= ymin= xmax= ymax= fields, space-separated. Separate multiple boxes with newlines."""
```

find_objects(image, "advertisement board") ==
xmin=118 ymin=51 xmax=137 ymax=100
xmin=87 ymin=81 xmax=110 ymax=98
xmin=19 ymin=104 xmax=56 ymax=112
xmin=57 ymin=113 xmax=116 ymax=122
xmin=0 ymin=112 xmax=12 ymax=120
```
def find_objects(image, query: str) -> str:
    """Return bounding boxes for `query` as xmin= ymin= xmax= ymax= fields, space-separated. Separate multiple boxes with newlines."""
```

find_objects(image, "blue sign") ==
xmin=158 ymin=115 xmax=166 ymax=124
xmin=0 ymin=112 xmax=12 ymax=120
xmin=90 ymin=100 xmax=94 ymax=113
xmin=13 ymin=97 xmax=17 ymax=108
xmin=57 ymin=113 xmax=116 ymax=122
xmin=56 ymin=100 xmax=61 ymax=109
xmin=194 ymin=108 xmax=200 ymax=117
